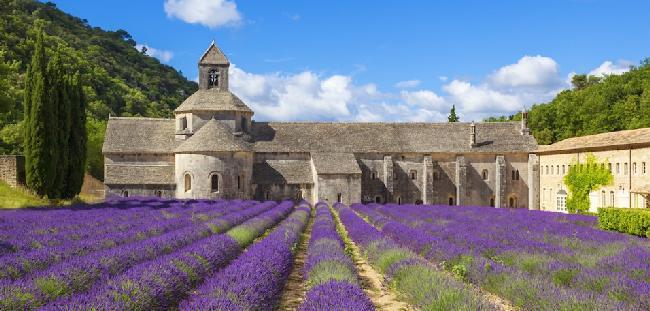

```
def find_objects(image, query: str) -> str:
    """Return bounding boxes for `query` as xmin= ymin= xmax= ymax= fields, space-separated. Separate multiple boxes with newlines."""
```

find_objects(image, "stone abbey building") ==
xmin=103 ymin=42 xmax=540 ymax=208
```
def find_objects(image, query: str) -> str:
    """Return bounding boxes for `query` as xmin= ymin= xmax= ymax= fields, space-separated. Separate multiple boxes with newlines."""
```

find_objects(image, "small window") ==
xmin=515 ymin=170 xmax=520 ymax=181
xmin=210 ymin=175 xmax=219 ymax=192
xmin=180 ymin=117 xmax=187 ymax=130
xmin=375 ymin=196 xmax=382 ymax=204
xmin=610 ymin=191 xmax=615 ymax=207
xmin=433 ymin=171 xmax=439 ymax=180
xmin=371 ymin=172 xmax=377 ymax=180
xmin=397 ymin=197 xmax=402 ymax=205
xmin=241 ymin=117 xmax=247 ymax=132
xmin=410 ymin=170 xmax=417 ymax=180
xmin=482 ymin=169 xmax=488 ymax=181
xmin=208 ymin=69 xmax=219 ymax=88
xmin=616 ymin=163 xmax=620 ymax=174
xmin=401 ymin=156 xmax=405 ymax=161
xmin=608 ymin=163 xmax=612 ymax=172
xmin=337 ymin=193 xmax=342 ymax=203
xmin=509 ymin=196 xmax=518 ymax=208
xmin=448 ymin=197 xmax=454 ymax=206
xmin=511 ymin=170 xmax=516 ymax=180
xmin=624 ymin=163 xmax=628 ymax=175
xmin=265 ymin=191 xmax=270 ymax=200
xmin=601 ymin=191 xmax=606 ymax=208
xmin=545 ymin=165 xmax=549 ymax=175
xmin=184 ymin=174 xmax=192 ymax=192
xmin=633 ymin=162 xmax=637 ymax=175
xmin=156 ymin=190 xmax=162 ymax=198
xmin=237 ymin=175 xmax=241 ymax=190
xmin=123 ymin=190 xmax=129 ymax=198
xmin=562 ymin=165 xmax=566 ymax=175
xmin=490 ymin=197 xmax=495 ymax=207
xmin=643 ymin=162 xmax=647 ymax=174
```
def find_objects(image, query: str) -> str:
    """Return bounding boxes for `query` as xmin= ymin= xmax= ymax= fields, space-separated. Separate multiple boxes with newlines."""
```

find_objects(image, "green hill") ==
xmin=487 ymin=61 xmax=650 ymax=145
xmin=0 ymin=0 xmax=198 ymax=179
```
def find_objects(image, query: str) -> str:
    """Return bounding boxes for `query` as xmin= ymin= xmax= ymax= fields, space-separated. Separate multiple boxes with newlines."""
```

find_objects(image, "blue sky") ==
xmin=50 ymin=0 xmax=650 ymax=122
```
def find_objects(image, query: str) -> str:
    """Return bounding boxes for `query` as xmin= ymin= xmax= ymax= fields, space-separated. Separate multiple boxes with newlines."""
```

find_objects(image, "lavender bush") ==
xmin=354 ymin=203 xmax=650 ymax=310
xmin=179 ymin=202 xmax=310 ymax=310
xmin=298 ymin=202 xmax=373 ymax=311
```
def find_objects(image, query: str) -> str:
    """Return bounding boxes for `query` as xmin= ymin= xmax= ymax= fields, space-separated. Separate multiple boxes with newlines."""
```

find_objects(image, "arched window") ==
xmin=208 ymin=69 xmax=219 ymax=88
xmin=515 ymin=170 xmax=520 ymax=181
xmin=184 ymin=174 xmax=192 ymax=192
xmin=211 ymin=174 xmax=219 ymax=192
xmin=482 ymin=169 xmax=488 ymax=180
xmin=337 ymin=193 xmax=342 ymax=203
xmin=511 ymin=170 xmax=516 ymax=180
xmin=616 ymin=163 xmax=620 ymax=174
xmin=601 ymin=190 xmax=606 ymax=207
xmin=624 ymin=163 xmax=628 ymax=175
xmin=490 ymin=197 xmax=495 ymax=207
xmin=156 ymin=190 xmax=162 ymax=198
xmin=265 ymin=191 xmax=270 ymax=200
xmin=633 ymin=162 xmax=637 ymax=175
xmin=610 ymin=191 xmax=615 ymax=207
xmin=509 ymin=196 xmax=518 ymax=208
xmin=556 ymin=190 xmax=567 ymax=211
xmin=397 ymin=197 xmax=402 ymax=205
xmin=180 ymin=117 xmax=187 ymax=130
xmin=123 ymin=190 xmax=129 ymax=198
xmin=241 ymin=117 xmax=247 ymax=132
xmin=237 ymin=175 xmax=241 ymax=190
xmin=433 ymin=171 xmax=439 ymax=180
xmin=371 ymin=172 xmax=377 ymax=180
xmin=448 ymin=197 xmax=454 ymax=206
xmin=410 ymin=170 xmax=417 ymax=180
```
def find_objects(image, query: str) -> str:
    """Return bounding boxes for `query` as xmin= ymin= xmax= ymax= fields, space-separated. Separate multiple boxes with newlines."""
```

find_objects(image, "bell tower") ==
xmin=198 ymin=41 xmax=229 ymax=91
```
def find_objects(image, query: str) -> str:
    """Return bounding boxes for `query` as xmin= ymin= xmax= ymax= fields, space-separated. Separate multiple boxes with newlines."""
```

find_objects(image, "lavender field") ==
xmin=0 ymin=198 xmax=647 ymax=310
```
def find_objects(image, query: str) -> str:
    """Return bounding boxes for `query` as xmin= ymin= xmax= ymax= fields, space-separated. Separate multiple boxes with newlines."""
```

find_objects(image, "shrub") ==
xmin=598 ymin=208 xmax=650 ymax=238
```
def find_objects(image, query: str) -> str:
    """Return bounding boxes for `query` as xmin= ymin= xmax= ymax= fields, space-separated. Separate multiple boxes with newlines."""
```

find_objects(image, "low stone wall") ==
xmin=0 ymin=155 xmax=25 ymax=187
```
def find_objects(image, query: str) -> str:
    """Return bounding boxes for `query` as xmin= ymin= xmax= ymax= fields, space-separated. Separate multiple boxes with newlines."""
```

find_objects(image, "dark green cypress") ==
xmin=24 ymin=30 xmax=56 ymax=197
xmin=48 ymin=54 xmax=70 ymax=198
xmin=64 ymin=72 xmax=86 ymax=198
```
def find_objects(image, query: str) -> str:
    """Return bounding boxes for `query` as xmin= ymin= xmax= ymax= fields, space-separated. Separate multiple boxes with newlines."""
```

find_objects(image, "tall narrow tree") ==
xmin=448 ymin=105 xmax=459 ymax=122
xmin=48 ymin=54 xmax=70 ymax=198
xmin=24 ymin=30 xmax=57 ymax=197
xmin=64 ymin=72 xmax=87 ymax=198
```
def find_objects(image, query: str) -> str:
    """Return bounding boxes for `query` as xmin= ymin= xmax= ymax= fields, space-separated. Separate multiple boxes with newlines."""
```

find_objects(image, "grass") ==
xmin=0 ymin=181 xmax=102 ymax=208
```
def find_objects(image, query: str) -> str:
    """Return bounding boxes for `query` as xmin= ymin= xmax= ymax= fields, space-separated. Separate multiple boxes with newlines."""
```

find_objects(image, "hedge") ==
xmin=598 ymin=208 xmax=650 ymax=238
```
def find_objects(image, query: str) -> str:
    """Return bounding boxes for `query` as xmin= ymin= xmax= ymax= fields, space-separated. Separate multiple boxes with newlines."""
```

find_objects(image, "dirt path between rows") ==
xmin=277 ymin=208 xmax=314 ymax=310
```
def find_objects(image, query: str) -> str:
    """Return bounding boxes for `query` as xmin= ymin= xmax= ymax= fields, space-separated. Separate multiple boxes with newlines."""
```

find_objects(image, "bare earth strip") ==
xmin=277 ymin=208 xmax=314 ymax=310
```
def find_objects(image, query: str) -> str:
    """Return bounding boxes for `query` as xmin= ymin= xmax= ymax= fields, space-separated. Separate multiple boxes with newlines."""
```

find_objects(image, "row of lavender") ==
xmin=354 ymin=203 xmax=650 ymax=310
xmin=0 ymin=199 xmax=285 ymax=310
xmin=334 ymin=203 xmax=494 ymax=310
xmin=43 ymin=200 xmax=296 ymax=310
xmin=298 ymin=203 xmax=373 ymax=310
xmin=0 ymin=200 xmax=242 ymax=280
xmin=180 ymin=202 xmax=311 ymax=310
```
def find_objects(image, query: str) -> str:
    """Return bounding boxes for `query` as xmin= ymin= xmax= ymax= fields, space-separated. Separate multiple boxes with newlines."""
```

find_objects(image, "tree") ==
xmin=63 ymin=72 xmax=87 ymax=198
xmin=564 ymin=154 xmax=613 ymax=213
xmin=448 ymin=105 xmax=459 ymax=122
xmin=48 ymin=54 xmax=70 ymax=198
xmin=24 ymin=30 xmax=57 ymax=197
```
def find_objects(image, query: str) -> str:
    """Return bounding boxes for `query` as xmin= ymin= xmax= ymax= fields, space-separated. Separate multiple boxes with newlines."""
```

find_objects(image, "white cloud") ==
xmin=394 ymin=80 xmax=421 ymax=88
xmin=135 ymin=44 xmax=173 ymax=63
xmin=588 ymin=60 xmax=633 ymax=77
xmin=164 ymin=0 xmax=241 ymax=28
xmin=489 ymin=55 xmax=562 ymax=88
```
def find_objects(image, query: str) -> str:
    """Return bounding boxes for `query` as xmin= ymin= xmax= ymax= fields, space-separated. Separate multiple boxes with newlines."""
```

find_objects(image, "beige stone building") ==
xmin=537 ymin=128 xmax=650 ymax=213
xmin=102 ymin=42 xmax=539 ymax=206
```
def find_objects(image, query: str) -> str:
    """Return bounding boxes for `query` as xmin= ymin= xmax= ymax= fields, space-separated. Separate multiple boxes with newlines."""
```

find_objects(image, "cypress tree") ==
xmin=48 ymin=54 xmax=70 ymax=198
xmin=448 ymin=105 xmax=460 ymax=122
xmin=24 ymin=30 xmax=56 ymax=197
xmin=64 ymin=72 xmax=86 ymax=198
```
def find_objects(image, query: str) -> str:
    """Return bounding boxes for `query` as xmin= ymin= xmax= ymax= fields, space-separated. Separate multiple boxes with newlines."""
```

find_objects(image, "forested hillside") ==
xmin=0 ymin=0 xmax=197 ymax=179
xmin=487 ymin=61 xmax=650 ymax=145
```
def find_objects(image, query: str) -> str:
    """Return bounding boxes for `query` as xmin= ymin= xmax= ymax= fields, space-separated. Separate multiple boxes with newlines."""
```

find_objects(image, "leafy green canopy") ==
xmin=0 ymin=0 xmax=198 ymax=180
xmin=563 ymin=154 xmax=613 ymax=214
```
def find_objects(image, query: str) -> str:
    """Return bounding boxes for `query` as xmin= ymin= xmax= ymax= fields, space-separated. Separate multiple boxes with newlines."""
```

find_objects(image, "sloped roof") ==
xmin=251 ymin=122 xmax=537 ymax=153
xmin=537 ymin=128 xmax=650 ymax=154
xmin=105 ymin=164 xmax=175 ymax=185
xmin=174 ymin=89 xmax=253 ymax=113
xmin=311 ymin=153 xmax=362 ymax=175
xmin=199 ymin=41 xmax=229 ymax=65
xmin=102 ymin=117 xmax=178 ymax=154
xmin=175 ymin=119 xmax=251 ymax=153
xmin=252 ymin=160 xmax=313 ymax=184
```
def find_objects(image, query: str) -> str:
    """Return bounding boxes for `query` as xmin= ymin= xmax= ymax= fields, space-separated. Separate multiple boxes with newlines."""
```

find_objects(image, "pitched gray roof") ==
xmin=311 ymin=153 xmax=361 ymax=175
xmin=105 ymin=164 xmax=175 ymax=185
xmin=199 ymin=41 xmax=229 ymax=65
xmin=252 ymin=160 xmax=313 ymax=184
xmin=537 ymin=127 xmax=650 ymax=154
xmin=251 ymin=122 xmax=537 ymax=153
xmin=175 ymin=119 xmax=251 ymax=153
xmin=174 ymin=89 xmax=253 ymax=113
xmin=102 ymin=117 xmax=177 ymax=154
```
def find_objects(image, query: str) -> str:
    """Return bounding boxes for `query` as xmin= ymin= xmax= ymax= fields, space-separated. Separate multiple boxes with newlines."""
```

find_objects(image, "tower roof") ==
xmin=199 ymin=41 xmax=229 ymax=65
xmin=174 ymin=88 xmax=253 ymax=114
xmin=175 ymin=119 xmax=251 ymax=153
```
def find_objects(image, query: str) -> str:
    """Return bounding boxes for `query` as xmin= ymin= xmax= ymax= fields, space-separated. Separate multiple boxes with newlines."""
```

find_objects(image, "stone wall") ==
xmin=0 ymin=155 xmax=25 ymax=187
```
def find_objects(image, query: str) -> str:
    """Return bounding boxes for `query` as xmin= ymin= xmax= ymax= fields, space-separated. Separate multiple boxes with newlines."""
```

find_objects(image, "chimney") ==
xmin=521 ymin=110 xmax=530 ymax=135
xmin=470 ymin=122 xmax=477 ymax=147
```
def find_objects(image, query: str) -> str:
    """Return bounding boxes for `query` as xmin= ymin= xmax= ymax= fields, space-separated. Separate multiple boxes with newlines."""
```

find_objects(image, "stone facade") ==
xmin=0 ymin=155 xmax=25 ymax=187
xmin=102 ymin=42 xmax=539 ymax=207
xmin=537 ymin=128 xmax=650 ymax=212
